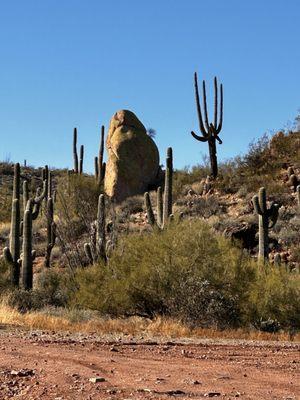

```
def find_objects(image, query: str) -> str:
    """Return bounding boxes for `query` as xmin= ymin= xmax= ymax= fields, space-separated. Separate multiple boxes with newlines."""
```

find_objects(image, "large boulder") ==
xmin=104 ymin=110 xmax=160 ymax=202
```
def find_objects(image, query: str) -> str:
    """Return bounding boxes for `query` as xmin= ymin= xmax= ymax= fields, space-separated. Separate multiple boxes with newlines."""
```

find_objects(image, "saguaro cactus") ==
xmin=79 ymin=145 xmax=84 ymax=174
xmin=84 ymin=194 xmax=108 ymax=264
xmin=73 ymin=128 xmax=79 ymax=173
xmin=190 ymin=72 xmax=223 ymax=178
xmin=4 ymin=163 xmax=21 ymax=286
xmin=252 ymin=187 xmax=280 ymax=262
xmin=98 ymin=125 xmax=106 ymax=183
xmin=21 ymin=201 xmax=36 ymax=290
xmin=94 ymin=126 xmax=106 ymax=183
xmin=44 ymin=198 xmax=56 ymax=268
xmin=145 ymin=147 xmax=173 ymax=229
xmin=4 ymin=163 xmax=46 ymax=286
xmin=163 ymin=147 xmax=173 ymax=226
xmin=73 ymin=128 xmax=85 ymax=175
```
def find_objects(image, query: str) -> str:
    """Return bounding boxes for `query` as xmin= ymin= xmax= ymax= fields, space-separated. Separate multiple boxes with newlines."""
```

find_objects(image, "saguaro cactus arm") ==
xmin=144 ymin=192 xmax=156 ymax=226
xmin=268 ymin=202 xmax=280 ymax=228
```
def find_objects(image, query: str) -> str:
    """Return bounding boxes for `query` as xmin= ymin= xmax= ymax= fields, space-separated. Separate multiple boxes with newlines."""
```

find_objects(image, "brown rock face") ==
xmin=104 ymin=110 xmax=160 ymax=202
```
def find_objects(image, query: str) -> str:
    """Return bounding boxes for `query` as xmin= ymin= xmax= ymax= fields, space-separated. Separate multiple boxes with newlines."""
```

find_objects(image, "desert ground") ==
xmin=0 ymin=326 xmax=298 ymax=400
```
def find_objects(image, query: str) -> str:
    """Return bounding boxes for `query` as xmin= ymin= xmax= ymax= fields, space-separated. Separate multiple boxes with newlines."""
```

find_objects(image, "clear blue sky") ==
xmin=0 ymin=0 xmax=299 ymax=171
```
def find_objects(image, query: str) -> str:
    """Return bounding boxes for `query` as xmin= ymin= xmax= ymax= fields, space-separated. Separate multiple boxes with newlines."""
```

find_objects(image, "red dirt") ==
xmin=0 ymin=327 xmax=298 ymax=399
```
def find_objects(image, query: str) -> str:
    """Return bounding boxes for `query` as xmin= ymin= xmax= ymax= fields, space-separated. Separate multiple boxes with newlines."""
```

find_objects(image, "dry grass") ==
xmin=0 ymin=304 xmax=298 ymax=342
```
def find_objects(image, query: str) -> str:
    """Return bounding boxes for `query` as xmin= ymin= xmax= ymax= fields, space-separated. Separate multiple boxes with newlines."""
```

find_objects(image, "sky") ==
xmin=0 ymin=0 xmax=299 ymax=171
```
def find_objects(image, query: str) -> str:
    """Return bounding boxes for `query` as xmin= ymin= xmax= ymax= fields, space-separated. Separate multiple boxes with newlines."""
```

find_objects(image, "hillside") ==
xmin=0 ymin=129 xmax=299 ymax=336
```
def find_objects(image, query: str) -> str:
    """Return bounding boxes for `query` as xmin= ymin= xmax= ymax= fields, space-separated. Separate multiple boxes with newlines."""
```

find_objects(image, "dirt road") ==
xmin=0 ymin=327 xmax=298 ymax=399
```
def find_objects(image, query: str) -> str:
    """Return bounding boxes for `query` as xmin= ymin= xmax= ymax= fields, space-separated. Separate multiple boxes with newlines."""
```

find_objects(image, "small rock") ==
xmin=166 ymin=389 xmax=185 ymax=395
xmin=204 ymin=393 xmax=221 ymax=398
xmin=89 ymin=377 xmax=106 ymax=383
xmin=10 ymin=369 xmax=35 ymax=377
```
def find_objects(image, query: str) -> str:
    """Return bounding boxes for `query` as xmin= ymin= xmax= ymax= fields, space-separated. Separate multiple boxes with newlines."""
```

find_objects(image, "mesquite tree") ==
xmin=190 ymin=72 xmax=223 ymax=178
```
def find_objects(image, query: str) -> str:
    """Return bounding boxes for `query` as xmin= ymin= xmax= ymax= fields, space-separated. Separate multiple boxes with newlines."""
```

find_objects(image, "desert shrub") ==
xmin=6 ymin=269 xmax=71 ymax=312
xmin=0 ymin=258 xmax=11 ymax=291
xmin=72 ymin=219 xmax=300 ymax=330
xmin=290 ymin=244 xmax=300 ymax=264
xmin=173 ymin=165 xmax=209 ymax=198
xmin=55 ymin=173 xmax=101 ymax=269
xmin=56 ymin=173 xmax=100 ymax=225
xmin=6 ymin=289 xmax=42 ymax=313
xmin=169 ymin=278 xmax=240 ymax=329
xmin=0 ymin=185 xmax=12 ymax=223
xmin=269 ymin=130 xmax=300 ymax=163
xmin=35 ymin=268 xmax=71 ymax=306
xmin=248 ymin=265 xmax=300 ymax=329
xmin=176 ymin=196 xmax=221 ymax=218
xmin=72 ymin=220 xmax=257 ymax=328
xmin=116 ymin=195 xmax=144 ymax=223
xmin=241 ymin=133 xmax=271 ymax=172
xmin=274 ymin=211 xmax=300 ymax=247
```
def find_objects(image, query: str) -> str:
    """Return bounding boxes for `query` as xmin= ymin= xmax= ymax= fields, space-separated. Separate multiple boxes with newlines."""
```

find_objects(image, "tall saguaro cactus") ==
xmin=98 ymin=125 xmax=106 ymax=183
xmin=95 ymin=125 xmax=106 ymax=183
xmin=4 ymin=163 xmax=21 ymax=286
xmin=163 ymin=147 xmax=173 ymax=227
xmin=73 ymin=128 xmax=79 ymax=173
xmin=252 ymin=187 xmax=280 ymax=262
xmin=4 ymin=164 xmax=46 ymax=287
xmin=145 ymin=147 xmax=173 ymax=229
xmin=73 ymin=128 xmax=85 ymax=175
xmin=190 ymin=72 xmax=223 ymax=178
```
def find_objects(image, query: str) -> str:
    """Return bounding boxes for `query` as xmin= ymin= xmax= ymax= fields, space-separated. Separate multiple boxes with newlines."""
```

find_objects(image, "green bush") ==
xmin=72 ymin=219 xmax=300 ymax=330
xmin=72 ymin=220 xmax=253 ymax=327
xmin=0 ymin=258 xmax=11 ymax=291
xmin=249 ymin=265 xmax=300 ymax=329
xmin=6 ymin=269 xmax=71 ymax=312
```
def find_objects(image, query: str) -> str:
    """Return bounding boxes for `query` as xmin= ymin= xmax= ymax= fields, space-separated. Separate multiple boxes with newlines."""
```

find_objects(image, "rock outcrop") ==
xmin=104 ymin=110 xmax=160 ymax=202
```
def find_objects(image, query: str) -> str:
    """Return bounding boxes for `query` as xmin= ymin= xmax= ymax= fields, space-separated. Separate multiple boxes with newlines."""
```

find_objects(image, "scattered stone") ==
xmin=204 ymin=393 xmax=221 ymax=398
xmin=89 ymin=377 xmax=106 ymax=383
xmin=137 ymin=388 xmax=152 ymax=393
xmin=166 ymin=389 xmax=186 ymax=395
xmin=10 ymin=369 xmax=35 ymax=377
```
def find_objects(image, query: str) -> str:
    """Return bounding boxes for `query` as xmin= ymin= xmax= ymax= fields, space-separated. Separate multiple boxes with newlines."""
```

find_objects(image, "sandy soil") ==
xmin=0 ymin=326 xmax=298 ymax=399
